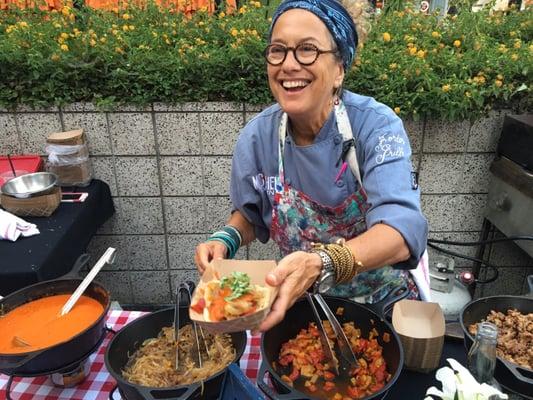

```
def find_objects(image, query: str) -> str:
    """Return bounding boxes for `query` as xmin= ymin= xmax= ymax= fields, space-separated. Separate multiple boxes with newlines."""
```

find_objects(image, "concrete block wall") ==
xmin=0 ymin=104 xmax=531 ymax=305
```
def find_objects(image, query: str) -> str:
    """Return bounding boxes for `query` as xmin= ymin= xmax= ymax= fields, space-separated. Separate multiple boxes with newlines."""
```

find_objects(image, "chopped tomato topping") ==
xmin=190 ymin=298 xmax=205 ymax=314
xmin=323 ymin=381 xmax=336 ymax=391
xmin=288 ymin=365 xmax=300 ymax=381
xmin=323 ymin=371 xmax=336 ymax=381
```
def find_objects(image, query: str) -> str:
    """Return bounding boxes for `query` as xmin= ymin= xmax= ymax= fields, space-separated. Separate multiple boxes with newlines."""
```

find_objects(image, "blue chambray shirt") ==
xmin=230 ymin=90 xmax=428 ymax=268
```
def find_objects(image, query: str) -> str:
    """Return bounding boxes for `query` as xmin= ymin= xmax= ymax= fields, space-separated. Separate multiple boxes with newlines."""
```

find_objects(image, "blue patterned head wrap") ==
xmin=269 ymin=0 xmax=358 ymax=70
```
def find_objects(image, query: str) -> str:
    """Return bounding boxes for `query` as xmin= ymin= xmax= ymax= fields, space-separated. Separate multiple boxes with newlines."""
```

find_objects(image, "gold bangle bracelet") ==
xmin=312 ymin=239 xmax=363 ymax=284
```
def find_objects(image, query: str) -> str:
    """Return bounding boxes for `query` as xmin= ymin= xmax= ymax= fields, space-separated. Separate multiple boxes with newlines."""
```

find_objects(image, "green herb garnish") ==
xmin=220 ymin=271 xmax=251 ymax=301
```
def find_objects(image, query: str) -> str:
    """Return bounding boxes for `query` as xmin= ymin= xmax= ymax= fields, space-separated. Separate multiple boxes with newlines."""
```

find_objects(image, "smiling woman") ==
xmin=194 ymin=0 xmax=430 ymax=334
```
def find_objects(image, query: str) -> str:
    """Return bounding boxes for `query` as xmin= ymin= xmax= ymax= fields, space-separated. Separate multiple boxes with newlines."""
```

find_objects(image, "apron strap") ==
xmin=335 ymin=101 xmax=363 ymax=188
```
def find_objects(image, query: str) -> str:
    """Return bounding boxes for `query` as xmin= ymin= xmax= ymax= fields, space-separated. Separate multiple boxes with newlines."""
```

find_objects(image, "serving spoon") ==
xmin=59 ymin=247 xmax=116 ymax=316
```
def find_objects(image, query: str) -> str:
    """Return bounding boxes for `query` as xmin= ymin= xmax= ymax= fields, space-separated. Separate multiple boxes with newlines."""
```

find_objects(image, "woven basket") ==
xmin=1 ymin=186 xmax=62 ymax=217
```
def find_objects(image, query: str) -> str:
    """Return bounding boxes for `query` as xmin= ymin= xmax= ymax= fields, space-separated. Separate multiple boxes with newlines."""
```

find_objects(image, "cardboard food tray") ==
xmin=189 ymin=259 xmax=278 ymax=334
xmin=392 ymin=299 xmax=445 ymax=372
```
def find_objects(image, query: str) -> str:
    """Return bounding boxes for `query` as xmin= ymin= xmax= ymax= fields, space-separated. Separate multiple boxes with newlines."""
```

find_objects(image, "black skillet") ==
xmin=460 ymin=278 xmax=533 ymax=399
xmin=104 ymin=285 xmax=248 ymax=400
xmin=0 ymin=254 xmax=110 ymax=376
xmin=258 ymin=285 xmax=408 ymax=400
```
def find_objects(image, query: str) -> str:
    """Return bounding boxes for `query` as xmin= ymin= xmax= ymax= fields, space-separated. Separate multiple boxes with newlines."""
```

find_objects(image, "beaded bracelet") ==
xmin=206 ymin=225 xmax=242 ymax=259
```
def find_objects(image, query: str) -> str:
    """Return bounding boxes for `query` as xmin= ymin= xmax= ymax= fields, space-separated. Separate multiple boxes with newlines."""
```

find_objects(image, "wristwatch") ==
xmin=312 ymin=250 xmax=336 ymax=294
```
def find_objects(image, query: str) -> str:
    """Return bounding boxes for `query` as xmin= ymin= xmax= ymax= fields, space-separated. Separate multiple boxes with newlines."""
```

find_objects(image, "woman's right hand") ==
xmin=194 ymin=241 xmax=228 ymax=275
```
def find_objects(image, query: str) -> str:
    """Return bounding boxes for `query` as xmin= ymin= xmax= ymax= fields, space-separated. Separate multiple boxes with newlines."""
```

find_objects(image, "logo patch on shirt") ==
xmin=411 ymin=171 xmax=419 ymax=190
xmin=375 ymin=133 xmax=405 ymax=164
xmin=252 ymin=173 xmax=281 ymax=196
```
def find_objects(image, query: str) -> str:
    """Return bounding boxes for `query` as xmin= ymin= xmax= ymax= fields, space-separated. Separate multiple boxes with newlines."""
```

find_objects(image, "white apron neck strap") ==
xmin=335 ymin=102 xmax=363 ymax=188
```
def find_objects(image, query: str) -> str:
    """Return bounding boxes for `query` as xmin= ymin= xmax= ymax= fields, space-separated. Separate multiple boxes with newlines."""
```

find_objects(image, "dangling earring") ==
xmin=333 ymin=86 xmax=341 ymax=105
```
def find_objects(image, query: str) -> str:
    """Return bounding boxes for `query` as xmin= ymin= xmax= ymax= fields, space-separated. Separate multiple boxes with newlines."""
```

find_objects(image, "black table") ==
xmin=0 ymin=179 xmax=114 ymax=296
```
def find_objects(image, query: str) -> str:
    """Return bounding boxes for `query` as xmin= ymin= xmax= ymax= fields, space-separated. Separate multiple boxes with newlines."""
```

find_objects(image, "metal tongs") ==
xmin=305 ymin=292 xmax=359 ymax=377
xmin=174 ymin=281 xmax=210 ymax=370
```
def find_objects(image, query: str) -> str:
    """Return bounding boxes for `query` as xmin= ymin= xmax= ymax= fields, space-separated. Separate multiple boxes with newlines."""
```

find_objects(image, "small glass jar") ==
xmin=467 ymin=321 xmax=498 ymax=384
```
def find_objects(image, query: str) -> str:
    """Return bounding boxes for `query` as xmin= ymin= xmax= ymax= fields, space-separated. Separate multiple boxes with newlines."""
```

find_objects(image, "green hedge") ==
xmin=0 ymin=2 xmax=531 ymax=120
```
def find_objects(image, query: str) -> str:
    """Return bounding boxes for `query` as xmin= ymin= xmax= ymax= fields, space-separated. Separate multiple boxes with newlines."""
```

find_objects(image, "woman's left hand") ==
xmin=255 ymin=251 xmax=322 ymax=333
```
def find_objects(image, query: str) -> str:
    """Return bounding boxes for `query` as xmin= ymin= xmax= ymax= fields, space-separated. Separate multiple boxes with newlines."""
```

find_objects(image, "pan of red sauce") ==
xmin=0 ymin=254 xmax=110 ymax=375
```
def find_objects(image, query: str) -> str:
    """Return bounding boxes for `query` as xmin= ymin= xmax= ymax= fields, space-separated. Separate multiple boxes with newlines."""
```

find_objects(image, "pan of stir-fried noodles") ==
xmin=104 ymin=307 xmax=246 ymax=400
xmin=258 ymin=295 xmax=405 ymax=400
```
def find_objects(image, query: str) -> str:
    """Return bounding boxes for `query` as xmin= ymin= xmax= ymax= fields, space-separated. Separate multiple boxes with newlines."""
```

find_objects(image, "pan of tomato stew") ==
xmin=258 ymin=289 xmax=407 ymax=400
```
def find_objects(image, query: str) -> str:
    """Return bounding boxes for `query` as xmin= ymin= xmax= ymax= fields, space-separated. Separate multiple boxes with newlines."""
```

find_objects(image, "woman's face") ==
xmin=268 ymin=9 xmax=344 ymax=121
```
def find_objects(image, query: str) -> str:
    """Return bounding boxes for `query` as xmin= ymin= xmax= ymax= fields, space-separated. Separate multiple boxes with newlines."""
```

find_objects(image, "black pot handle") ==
xmin=365 ymin=282 xmax=410 ymax=317
xmin=501 ymin=358 xmax=533 ymax=386
xmin=256 ymin=361 xmax=309 ymax=400
xmin=527 ymin=274 xmax=533 ymax=295
xmin=60 ymin=253 xmax=91 ymax=279
xmin=135 ymin=382 xmax=201 ymax=400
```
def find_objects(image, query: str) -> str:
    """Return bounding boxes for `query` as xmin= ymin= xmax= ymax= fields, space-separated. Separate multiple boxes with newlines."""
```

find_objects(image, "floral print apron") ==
xmin=270 ymin=101 xmax=420 ymax=303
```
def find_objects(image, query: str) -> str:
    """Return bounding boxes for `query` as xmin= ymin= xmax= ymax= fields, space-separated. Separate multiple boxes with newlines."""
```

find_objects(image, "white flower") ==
xmin=424 ymin=358 xmax=508 ymax=400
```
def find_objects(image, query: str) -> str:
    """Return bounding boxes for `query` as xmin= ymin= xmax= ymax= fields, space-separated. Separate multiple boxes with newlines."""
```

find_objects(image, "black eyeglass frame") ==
xmin=264 ymin=43 xmax=339 ymax=66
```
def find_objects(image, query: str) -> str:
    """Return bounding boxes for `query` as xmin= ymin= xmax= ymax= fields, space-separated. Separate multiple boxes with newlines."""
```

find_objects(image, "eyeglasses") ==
xmin=264 ymin=43 xmax=339 ymax=66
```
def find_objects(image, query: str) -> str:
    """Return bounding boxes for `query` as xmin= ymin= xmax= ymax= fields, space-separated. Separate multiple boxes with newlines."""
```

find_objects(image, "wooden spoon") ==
xmin=12 ymin=336 xmax=31 ymax=347
xmin=1 ymin=295 xmax=30 ymax=347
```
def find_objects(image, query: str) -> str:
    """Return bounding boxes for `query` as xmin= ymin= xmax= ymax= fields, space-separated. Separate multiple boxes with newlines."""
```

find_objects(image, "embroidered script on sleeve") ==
xmin=375 ymin=133 xmax=405 ymax=164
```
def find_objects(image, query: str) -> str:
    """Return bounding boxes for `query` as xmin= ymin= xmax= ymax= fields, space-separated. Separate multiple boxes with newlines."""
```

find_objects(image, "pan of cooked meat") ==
xmin=258 ymin=286 xmax=408 ymax=400
xmin=460 ymin=284 xmax=533 ymax=399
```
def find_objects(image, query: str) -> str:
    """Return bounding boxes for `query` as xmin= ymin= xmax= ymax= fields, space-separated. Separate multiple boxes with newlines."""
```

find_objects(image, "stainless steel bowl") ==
xmin=0 ymin=172 xmax=58 ymax=198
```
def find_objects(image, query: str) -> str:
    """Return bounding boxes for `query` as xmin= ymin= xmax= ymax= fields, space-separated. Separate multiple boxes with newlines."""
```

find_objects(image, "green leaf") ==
xmin=221 ymin=271 xmax=251 ymax=301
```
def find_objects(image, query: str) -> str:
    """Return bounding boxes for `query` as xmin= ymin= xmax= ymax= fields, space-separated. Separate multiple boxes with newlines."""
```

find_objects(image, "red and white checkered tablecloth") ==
xmin=0 ymin=310 xmax=264 ymax=400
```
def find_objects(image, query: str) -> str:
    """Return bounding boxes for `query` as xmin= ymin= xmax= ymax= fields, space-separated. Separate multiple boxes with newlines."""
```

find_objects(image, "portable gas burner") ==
xmin=49 ymin=357 xmax=91 ymax=388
